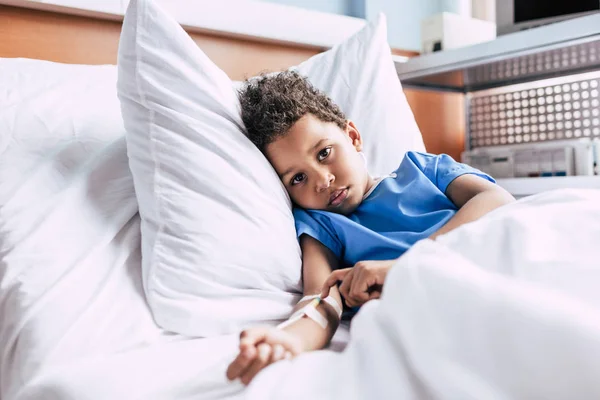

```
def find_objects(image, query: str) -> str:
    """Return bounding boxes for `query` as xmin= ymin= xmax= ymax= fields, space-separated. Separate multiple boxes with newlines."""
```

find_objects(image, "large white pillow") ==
xmin=118 ymin=0 xmax=303 ymax=337
xmin=118 ymin=0 xmax=424 ymax=336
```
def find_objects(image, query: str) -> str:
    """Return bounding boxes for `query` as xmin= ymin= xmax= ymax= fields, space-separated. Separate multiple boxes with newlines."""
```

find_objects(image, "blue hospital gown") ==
xmin=294 ymin=151 xmax=495 ymax=268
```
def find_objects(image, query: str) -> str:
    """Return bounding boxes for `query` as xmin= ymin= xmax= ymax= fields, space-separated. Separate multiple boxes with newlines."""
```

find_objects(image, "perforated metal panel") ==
xmin=468 ymin=40 xmax=600 ymax=87
xmin=468 ymin=71 xmax=600 ymax=149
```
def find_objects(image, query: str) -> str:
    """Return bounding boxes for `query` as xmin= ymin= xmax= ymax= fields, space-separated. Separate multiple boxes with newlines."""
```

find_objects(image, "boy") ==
xmin=226 ymin=71 xmax=515 ymax=385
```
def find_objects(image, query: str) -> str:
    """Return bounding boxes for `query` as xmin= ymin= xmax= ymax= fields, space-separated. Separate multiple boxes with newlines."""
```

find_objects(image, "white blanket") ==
xmin=248 ymin=189 xmax=600 ymax=400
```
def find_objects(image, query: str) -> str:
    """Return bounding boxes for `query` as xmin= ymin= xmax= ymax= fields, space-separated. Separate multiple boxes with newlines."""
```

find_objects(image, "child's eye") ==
xmin=318 ymin=147 xmax=331 ymax=161
xmin=291 ymin=173 xmax=306 ymax=186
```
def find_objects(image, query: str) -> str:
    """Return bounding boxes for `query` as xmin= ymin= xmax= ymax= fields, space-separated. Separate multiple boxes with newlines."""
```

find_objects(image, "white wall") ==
xmin=258 ymin=0 xmax=447 ymax=51
xmin=366 ymin=0 xmax=439 ymax=51
xmin=258 ymin=0 xmax=495 ymax=52
xmin=257 ymin=0 xmax=352 ymax=16
xmin=254 ymin=0 xmax=445 ymax=51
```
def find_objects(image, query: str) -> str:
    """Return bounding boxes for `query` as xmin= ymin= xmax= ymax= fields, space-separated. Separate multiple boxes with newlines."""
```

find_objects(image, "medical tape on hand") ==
xmin=300 ymin=295 xmax=342 ymax=320
xmin=302 ymin=304 xmax=328 ymax=329
xmin=300 ymin=294 xmax=321 ymax=303
xmin=276 ymin=297 xmax=328 ymax=330
xmin=301 ymin=295 xmax=342 ymax=318
xmin=276 ymin=314 xmax=301 ymax=330
xmin=322 ymin=296 xmax=343 ymax=319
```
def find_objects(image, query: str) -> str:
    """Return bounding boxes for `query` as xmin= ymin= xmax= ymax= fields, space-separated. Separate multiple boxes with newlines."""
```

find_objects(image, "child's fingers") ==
xmin=338 ymin=269 xmax=356 ymax=303
xmin=320 ymin=285 xmax=332 ymax=299
xmin=241 ymin=343 xmax=272 ymax=385
xmin=239 ymin=327 xmax=269 ymax=350
xmin=348 ymin=287 xmax=370 ymax=306
xmin=261 ymin=329 xmax=302 ymax=356
xmin=321 ymin=268 xmax=351 ymax=298
xmin=226 ymin=345 xmax=257 ymax=381
xmin=369 ymin=290 xmax=381 ymax=300
xmin=348 ymin=269 xmax=373 ymax=306
xmin=271 ymin=344 xmax=285 ymax=363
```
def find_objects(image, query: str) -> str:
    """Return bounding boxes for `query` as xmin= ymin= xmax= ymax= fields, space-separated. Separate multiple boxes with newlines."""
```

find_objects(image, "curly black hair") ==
xmin=238 ymin=70 xmax=347 ymax=152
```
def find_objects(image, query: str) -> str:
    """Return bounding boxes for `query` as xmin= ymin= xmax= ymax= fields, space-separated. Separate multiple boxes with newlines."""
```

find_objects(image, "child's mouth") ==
xmin=329 ymin=188 xmax=348 ymax=207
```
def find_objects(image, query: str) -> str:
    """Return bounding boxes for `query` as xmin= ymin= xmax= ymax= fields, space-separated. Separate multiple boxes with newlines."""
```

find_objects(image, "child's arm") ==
xmin=322 ymin=174 xmax=514 ymax=307
xmin=226 ymin=235 xmax=342 ymax=385
xmin=282 ymin=234 xmax=343 ymax=350
xmin=429 ymin=174 xmax=515 ymax=239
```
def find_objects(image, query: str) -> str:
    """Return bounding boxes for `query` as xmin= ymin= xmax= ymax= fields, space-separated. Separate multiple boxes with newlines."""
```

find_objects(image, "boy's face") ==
xmin=265 ymin=114 xmax=374 ymax=215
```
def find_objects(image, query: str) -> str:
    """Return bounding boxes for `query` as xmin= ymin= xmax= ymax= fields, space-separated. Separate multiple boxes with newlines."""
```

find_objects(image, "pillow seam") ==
xmin=134 ymin=0 xmax=161 ymax=304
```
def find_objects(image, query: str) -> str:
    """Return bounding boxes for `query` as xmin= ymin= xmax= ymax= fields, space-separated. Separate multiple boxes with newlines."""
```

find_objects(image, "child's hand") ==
xmin=226 ymin=326 xmax=303 ymax=385
xmin=321 ymin=259 xmax=395 ymax=307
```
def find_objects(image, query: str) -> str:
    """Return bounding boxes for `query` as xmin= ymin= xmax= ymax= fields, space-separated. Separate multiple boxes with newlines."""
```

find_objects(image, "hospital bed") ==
xmin=3 ymin=1 xmax=600 ymax=399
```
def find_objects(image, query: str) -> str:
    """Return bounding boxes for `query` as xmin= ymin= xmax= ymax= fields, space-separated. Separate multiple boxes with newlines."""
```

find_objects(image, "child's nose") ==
xmin=316 ymin=172 xmax=334 ymax=192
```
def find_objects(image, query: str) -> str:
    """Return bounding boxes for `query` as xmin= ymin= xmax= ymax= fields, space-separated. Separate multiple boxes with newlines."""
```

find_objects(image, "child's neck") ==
xmin=365 ymin=175 xmax=377 ymax=195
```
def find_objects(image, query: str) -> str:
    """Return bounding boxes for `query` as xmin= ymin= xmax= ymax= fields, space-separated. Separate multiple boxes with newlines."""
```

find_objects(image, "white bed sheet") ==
xmin=15 ymin=324 xmax=350 ymax=400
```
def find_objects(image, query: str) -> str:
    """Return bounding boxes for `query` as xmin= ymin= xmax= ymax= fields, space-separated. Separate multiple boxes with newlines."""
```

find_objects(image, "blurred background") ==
xmin=2 ymin=0 xmax=600 ymax=197
xmin=259 ymin=0 xmax=496 ymax=53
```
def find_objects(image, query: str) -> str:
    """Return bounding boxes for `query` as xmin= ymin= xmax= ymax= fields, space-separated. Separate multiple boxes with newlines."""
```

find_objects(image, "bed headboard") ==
xmin=0 ymin=4 xmax=324 ymax=80
xmin=0 ymin=4 xmax=465 ymax=160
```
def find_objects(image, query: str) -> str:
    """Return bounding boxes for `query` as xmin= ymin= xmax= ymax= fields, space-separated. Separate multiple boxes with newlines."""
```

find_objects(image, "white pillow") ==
xmin=118 ymin=0 xmax=303 ymax=337
xmin=118 ymin=0 xmax=424 ymax=336
xmin=294 ymin=15 xmax=425 ymax=177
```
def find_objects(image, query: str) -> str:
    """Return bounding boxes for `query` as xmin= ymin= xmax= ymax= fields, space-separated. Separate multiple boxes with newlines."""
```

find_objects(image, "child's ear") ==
xmin=345 ymin=120 xmax=363 ymax=151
